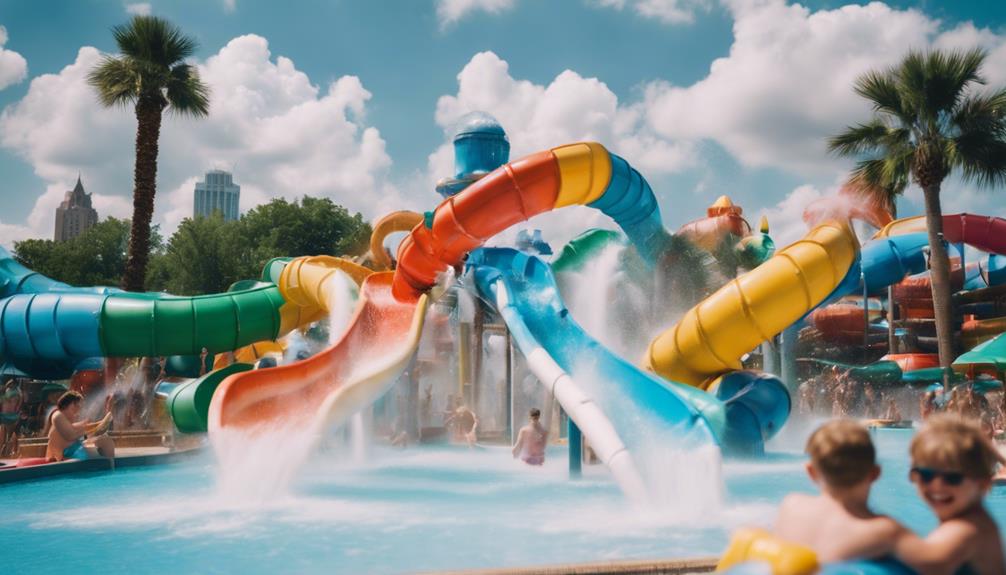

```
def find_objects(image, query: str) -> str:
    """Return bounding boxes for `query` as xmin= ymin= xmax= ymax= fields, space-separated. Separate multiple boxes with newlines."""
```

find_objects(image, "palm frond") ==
xmin=113 ymin=15 xmax=198 ymax=68
xmin=854 ymin=69 xmax=912 ymax=123
xmin=165 ymin=63 xmax=211 ymax=117
xmin=948 ymin=86 xmax=1006 ymax=189
xmin=849 ymin=149 xmax=912 ymax=195
xmin=86 ymin=55 xmax=139 ymax=108
xmin=897 ymin=48 xmax=987 ymax=126
xmin=827 ymin=120 xmax=886 ymax=156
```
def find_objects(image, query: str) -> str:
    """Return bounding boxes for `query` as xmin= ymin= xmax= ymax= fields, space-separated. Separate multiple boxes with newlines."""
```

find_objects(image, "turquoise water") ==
xmin=3 ymin=425 xmax=1005 ymax=574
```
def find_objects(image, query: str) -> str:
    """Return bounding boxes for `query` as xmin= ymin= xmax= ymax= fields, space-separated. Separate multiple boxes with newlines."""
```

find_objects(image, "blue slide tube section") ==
xmin=468 ymin=249 xmax=741 ymax=453
xmin=588 ymin=154 xmax=669 ymax=264
xmin=0 ymin=246 xmax=118 ymax=297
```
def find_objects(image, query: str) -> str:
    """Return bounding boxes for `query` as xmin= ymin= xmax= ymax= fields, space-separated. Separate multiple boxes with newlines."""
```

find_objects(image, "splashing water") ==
xmin=212 ymin=425 xmax=319 ymax=505
xmin=327 ymin=270 xmax=357 ymax=344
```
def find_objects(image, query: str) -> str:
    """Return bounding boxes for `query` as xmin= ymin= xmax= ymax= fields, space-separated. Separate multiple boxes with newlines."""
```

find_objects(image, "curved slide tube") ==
xmin=874 ymin=213 xmax=1006 ymax=255
xmin=170 ymin=255 xmax=373 ymax=432
xmin=369 ymin=211 xmax=423 ymax=270
xmin=470 ymin=249 xmax=788 ymax=461
xmin=468 ymin=248 xmax=719 ymax=500
xmin=208 ymin=272 xmax=427 ymax=437
xmin=393 ymin=142 xmax=669 ymax=301
xmin=646 ymin=221 xmax=859 ymax=389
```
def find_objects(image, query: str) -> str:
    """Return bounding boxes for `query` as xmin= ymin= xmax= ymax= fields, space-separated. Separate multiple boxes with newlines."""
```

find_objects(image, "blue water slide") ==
xmin=587 ymin=154 xmax=670 ymax=263
xmin=466 ymin=247 xmax=790 ymax=498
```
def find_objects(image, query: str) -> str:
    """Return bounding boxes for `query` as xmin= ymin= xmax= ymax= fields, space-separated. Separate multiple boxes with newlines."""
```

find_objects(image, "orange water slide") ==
xmin=210 ymin=142 xmax=643 ymax=436
xmin=208 ymin=272 xmax=427 ymax=434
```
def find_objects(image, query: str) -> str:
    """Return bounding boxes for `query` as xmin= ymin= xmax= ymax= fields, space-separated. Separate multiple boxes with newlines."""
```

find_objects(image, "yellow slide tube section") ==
xmin=872 ymin=215 xmax=925 ymax=239
xmin=276 ymin=255 xmax=372 ymax=334
xmin=370 ymin=211 xmax=424 ymax=270
xmin=646 ymin=221 xmax=858 ymax=389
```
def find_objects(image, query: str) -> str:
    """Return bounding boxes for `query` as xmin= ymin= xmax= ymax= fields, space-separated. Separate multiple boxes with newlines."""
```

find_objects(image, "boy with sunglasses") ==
xmin=895 ymin=414 xmax=1005 ymax=575
xmin=774 ymin=419 xmax=906 ymax=562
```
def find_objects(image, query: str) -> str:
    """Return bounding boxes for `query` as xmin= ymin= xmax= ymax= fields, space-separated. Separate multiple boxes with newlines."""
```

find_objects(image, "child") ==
xmin=774 ymin=419 xmax=905 ymax=562
xmin=895 ymin=414 xmax=1006 ymax=575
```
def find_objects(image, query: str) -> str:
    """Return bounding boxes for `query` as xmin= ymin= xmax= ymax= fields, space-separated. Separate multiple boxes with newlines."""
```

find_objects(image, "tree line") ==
xmin=14 ymin=197 xmax=371 ymax=295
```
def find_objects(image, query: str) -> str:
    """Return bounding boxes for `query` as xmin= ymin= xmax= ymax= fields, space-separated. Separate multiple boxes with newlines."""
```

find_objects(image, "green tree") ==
xmin=13 ymin=218 xmax=162 ymax=287
xmin=829 ymin=48 xmax=1006 ymax=378
xmin=154 ymin=214 xmax=246 ymax=295
xmin=240 ymin=197 xmax=371 ymax=267
xmin=87 ymin=15 xmax=210 ymax=292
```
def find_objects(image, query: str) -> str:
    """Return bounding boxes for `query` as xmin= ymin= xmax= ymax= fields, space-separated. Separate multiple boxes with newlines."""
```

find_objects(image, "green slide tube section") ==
xmin=99 ymin=282 xmax=286 ymax=357
xmin=168 ymin=362 xmax=254 ymax=433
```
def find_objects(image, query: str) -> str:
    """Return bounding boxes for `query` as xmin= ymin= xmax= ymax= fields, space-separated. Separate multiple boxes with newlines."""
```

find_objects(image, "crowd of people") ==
xmin=797 ymin=368 xmax=1006 ymax=434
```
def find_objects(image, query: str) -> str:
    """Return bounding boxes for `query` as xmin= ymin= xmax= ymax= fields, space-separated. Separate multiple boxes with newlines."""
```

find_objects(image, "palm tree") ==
xmin=829 ymin=48 xmax=1006 ymax=381
xmin=88 ymin=16 xmax=210 ymax=291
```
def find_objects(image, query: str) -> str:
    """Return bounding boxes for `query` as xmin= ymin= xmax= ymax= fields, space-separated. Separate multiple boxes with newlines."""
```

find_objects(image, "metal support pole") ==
xmin=863 ymin=270 xmax=870 ymax=351
xmin=781 ymin=324 xmax=798 ymax=393
xmin=568 ymin=417 xmax=582 ymax=478
xmin=505 ymin=327 xmax=514 ymax=445
xmin=888 ymin=285 xmax=898 ymax=354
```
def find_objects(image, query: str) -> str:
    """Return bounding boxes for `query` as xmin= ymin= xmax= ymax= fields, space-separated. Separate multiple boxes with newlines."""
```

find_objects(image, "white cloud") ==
xmin=594 ymin=0 xmax=710 ymax=25
xmin=429 ymin=51 xmax=696 ymax=246
xmin=0 ymin=26 xmax=28 ymax=91
xmin=436 ymin=0 xmax=515 ymax=27
xmin=757 ymin=184 xmax=825 ymax=249
xmin=642 ymin=0 xmax=1006 ymax=176
xmin=0 ymin=35 xmax=400 ymax=244
xmin=124 ymin=3 xmax=152 ymax=16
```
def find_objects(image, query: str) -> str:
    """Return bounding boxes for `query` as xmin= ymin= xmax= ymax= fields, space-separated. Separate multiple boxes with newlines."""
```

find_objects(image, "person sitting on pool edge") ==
xmin=893 ymin=414 xmax=1006 ymax=575
xmin=512 ymin=408 xmax=548 ymax=466
xmin=773 ymin=419 xmax=905 ymax=563
xmin=45 ymin=391 xmax=115 ymax=464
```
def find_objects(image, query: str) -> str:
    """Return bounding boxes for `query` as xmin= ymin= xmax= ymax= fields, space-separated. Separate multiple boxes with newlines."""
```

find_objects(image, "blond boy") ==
xmin=895 ymin=415 xmax=1005 ymax=575
xmin=774 ymin=419 xmax=904 ymax=562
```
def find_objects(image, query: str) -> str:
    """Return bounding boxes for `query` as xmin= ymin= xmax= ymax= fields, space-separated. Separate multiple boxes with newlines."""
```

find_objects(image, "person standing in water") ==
xmin=444 ymin=396 xmax=478 ymax=447
xmin=512 ymin=408 xmax=548 ymax=466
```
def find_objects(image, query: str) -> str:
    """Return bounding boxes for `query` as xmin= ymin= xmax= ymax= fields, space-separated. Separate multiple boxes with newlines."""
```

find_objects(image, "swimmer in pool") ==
xmin=894 ymin=415 xmax=1006 ymax=575
xmin=45 ymin=391 xmax=115 ymax=463
xmin=774 ymin=419 xmax=905 ymax=562
xmin=512 ymin=408 xmax=548 ymax=466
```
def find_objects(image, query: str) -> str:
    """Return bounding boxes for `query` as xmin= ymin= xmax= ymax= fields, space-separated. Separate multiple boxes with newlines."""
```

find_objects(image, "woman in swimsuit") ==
xmin=512 ymin=408 xmax=548 ymax=466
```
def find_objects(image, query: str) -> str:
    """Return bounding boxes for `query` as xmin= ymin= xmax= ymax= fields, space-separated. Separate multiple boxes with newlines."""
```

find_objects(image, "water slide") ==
xmin=645 ymin=221 xmax=861 ymax=390
xmin=0 ymin=245 xmax=287 ymax=379
xmin=208 ymin=142 xmax=683 ymax=444
xmin=469 ymin=249 xmax=787 ymax=475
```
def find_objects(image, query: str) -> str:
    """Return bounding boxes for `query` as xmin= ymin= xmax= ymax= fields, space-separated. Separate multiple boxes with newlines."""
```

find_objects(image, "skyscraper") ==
xmin=193 ymin=170 xmax=240 ymax=221
xmin=54 ymin=176 xmax=99 ymax=242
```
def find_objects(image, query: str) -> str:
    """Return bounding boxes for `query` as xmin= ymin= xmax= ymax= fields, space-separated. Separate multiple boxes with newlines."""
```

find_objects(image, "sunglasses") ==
xmin=910 ymin=467 xmax=966 ymax=486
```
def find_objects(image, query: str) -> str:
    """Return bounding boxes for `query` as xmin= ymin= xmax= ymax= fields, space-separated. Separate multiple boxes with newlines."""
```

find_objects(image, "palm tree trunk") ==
xmin=921 ymin=183 xmax=956 ymax=384
xmin=121 ymin=96 xmax=163 ymax=292
xmin=888 ymin=201 xmax=898 ymax=354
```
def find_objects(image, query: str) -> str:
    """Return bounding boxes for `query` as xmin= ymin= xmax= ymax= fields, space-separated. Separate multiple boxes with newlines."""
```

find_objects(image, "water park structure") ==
xmin=4 ymin=112 xmax=1006 ymax=575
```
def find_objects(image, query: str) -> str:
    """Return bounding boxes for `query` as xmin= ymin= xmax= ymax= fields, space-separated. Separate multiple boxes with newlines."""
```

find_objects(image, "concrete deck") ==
xmin=0 ymin=445 xmax=205 ymax=485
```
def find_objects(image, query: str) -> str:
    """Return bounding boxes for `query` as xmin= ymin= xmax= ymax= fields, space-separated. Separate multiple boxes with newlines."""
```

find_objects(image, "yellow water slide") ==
xmin=645 ymin=221 xmax=859 ymax=389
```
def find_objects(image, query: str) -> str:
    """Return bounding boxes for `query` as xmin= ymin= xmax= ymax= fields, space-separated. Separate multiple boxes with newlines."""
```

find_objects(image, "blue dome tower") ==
xmin=436 ymin=112 xmax=510 ymax=198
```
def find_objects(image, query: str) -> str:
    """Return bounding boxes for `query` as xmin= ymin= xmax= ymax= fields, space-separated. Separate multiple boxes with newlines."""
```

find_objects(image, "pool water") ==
xmin=3 ymin=424 xmax=1006 ymax=574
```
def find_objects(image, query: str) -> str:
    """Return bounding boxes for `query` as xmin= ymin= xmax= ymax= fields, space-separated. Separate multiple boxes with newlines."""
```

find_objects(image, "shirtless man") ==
xmin=512 ymin=408 xmax=548 ymax=466
xmin=46 ymin=391 xmax=115 ymax=464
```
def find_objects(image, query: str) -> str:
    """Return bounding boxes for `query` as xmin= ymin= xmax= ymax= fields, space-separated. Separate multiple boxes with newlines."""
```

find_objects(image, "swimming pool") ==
xmin=3 ymin=424 xmax=1005 ymax=574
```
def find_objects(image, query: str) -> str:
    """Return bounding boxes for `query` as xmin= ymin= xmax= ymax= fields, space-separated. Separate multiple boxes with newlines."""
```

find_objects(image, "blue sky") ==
xmin=0 ymin=0 xmax=1004 ymax=249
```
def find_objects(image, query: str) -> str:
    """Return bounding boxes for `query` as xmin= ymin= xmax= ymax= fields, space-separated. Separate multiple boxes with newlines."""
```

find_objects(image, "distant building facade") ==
xmin=193 ymin=170 xmax=240 ymax=221
xmin=54 ymin=176 xmax=99 ymax=242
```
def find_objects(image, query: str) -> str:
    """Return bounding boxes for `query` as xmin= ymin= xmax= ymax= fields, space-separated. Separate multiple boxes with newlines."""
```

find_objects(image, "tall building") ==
xmin=54 ymin=176 xmax=99 ymax=242
xmin=193 ymin=170 xmax=240 ymax=221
